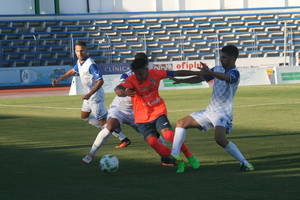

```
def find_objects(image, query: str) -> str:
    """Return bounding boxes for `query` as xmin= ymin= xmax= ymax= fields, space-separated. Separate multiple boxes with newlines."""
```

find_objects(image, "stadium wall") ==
xmin=1 ymin=60 xmax=299 ymax=92
xmin=0 ymin=0 xmax=299 ymax=15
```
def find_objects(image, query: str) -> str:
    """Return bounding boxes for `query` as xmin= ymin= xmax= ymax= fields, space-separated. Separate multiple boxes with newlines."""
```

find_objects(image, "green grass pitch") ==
xmin=1 ymin=84 xmax=300 ymax=200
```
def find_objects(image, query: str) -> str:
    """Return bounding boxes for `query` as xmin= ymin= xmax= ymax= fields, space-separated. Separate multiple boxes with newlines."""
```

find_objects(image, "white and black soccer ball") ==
xmin=99 ymin=154 xmax=119 ymax=173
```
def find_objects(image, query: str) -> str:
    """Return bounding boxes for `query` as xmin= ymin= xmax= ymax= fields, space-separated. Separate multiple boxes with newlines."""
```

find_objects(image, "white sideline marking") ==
xmin=0 ymin=101 xmax=300 ymax=112
xmin=0 ymin=104 xmax=78 ymax=110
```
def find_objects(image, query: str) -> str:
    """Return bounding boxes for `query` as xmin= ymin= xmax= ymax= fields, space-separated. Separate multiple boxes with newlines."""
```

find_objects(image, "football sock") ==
xmin=89 ymin=128 xmax=111 ymax=155
xmin=112 ymin=131 xmax=126 ymax=141
xmin=82 ymin=116 xmax=103 ymax=129
xmin=162 ymin=129 xmax=192 ymax=157
xmin=224 ymin=141 xmax=249 ymax=165
xmin=170 ymin=127 xmax=187 ymax=156
xmin=146 ymin=136 xmax=171 ymax=156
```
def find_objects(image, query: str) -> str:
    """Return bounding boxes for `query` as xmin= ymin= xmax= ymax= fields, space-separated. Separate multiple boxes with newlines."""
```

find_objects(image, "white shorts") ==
xmin=190 ymin=110 xmax=233 ymax=133
xmin=107 ymin=108 xmax=137 ymax=130
xmin=81 ymin=99 xmax=108 ymax=120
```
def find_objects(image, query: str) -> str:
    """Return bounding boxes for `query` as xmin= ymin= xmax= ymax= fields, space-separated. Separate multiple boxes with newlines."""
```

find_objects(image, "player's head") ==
xmin=134 ymin=52 xmax=149 ymax=62
xmin=131 ymin=53 xmax=149 ymax=81
xmin=220 ymin=45 xmax=239 ymax=68
xmin=75 ymin=41 xmax=87 ymax=61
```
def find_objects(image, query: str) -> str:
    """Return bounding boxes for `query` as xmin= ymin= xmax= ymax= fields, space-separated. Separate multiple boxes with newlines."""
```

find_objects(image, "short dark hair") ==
xmin=75 ymin=41 xmax=87 ymax=47
xmin=134 ymin=52 xmax=148 ymax=61
xmin=221 ymin=45 xmax=239 ymax=59
xmin=131 ymin=58 xmax=148 ymax=70
xmin=131 ymin=53 xmax=149 ymax=70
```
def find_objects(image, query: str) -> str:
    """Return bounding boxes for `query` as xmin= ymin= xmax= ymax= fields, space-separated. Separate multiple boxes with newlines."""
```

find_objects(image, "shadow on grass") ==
xmin=1 ymin=144 xmax=300 ymax=200
xmin=228 ymin=132 xmax=300 ymax=140
xmin=1 ymin=116 xmax=300 ymax=200
xmin=0 ymin=114 xmax=24 ymax=120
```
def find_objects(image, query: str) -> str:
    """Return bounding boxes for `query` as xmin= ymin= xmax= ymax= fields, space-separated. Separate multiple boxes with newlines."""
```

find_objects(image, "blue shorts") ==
xmin=136 ymin=115 xmax=172 ymax=137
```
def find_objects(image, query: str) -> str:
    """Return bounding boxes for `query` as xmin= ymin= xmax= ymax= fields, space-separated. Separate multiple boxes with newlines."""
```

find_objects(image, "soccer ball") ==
xmin=99 ymin=154 xmax=119 ymax=173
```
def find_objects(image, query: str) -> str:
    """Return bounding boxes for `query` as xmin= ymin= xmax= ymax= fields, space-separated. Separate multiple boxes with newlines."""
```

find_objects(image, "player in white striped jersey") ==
xmin=170 ymin=45 xmax=254 ymax=172
xmin=52 ymin=41 xmax=129 ymax=148
xmin=81 ymin=70 xmax=137 ymax=164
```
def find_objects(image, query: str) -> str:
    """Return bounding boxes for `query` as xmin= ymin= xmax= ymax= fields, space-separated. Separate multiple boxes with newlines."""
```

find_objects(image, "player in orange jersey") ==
xmin=120 ymin=53 xmax=200 ymax=169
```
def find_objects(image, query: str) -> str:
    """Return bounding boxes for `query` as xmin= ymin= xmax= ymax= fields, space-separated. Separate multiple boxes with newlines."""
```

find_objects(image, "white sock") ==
xmin=112 ymin=131 xmax=126 ymax=141
xmin=89 ymin=128 xmax=111 ymax=155
xmin=171 ymin=127 xmax=186 ymax=155
xmin=224 ymin=141 xmax=249 ymax=165
xmin=83 ymin=116 xmax=103 ymax=129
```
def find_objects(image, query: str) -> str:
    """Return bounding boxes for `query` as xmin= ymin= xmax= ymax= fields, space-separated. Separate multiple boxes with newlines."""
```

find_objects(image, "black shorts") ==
xmin=136 ymin=115 xmax=172 ymax=137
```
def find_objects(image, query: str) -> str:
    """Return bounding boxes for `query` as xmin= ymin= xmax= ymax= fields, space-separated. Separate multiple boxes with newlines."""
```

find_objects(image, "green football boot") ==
xmin=187 ymin=156 xmax=200 ymax=169
xmin=240 ymin=163 xmax=255 ymax=172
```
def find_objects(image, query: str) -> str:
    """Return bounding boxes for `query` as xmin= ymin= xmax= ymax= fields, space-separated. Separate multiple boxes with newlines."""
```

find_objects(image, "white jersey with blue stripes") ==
xmin=205 ymin=65 xmax=240 ymax=119
xmin=74 ymin=57 xmax=104 ymax=101
xmin=109 ymin=70 xmax=134 ymax=113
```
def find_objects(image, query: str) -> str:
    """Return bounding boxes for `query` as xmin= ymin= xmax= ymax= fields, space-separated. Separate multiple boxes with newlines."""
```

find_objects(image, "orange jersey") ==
xmin=122 ymin=69 xmax=168 ymax=123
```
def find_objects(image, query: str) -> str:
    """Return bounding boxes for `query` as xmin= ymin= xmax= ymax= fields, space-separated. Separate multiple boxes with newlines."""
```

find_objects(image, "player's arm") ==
xmin=115 ymin=71 xmax=136 ymax=97
xmin=172 ymin=70 xmax=205 ymax=77
xmin=83 ymin=79 xmax=104 ymax=100
xmin=200 ymin=62 xmax=239 ymax=83
xmin=83 ymin=64 xmax=104 ymax=100
xmin=119 ymin=78 xmax=136 ymax=97
xmin=170 ymin=76 xmax=205 ymax=84
xmin=52 ymin=68 xmax=76 ymax=86
xmin=200 ymin=62 xmax=229 ymax=81
xmin=114 ymin=84 xmax=127 ymax=97
xmin=166 ymin=70 xmax=205 ymax=84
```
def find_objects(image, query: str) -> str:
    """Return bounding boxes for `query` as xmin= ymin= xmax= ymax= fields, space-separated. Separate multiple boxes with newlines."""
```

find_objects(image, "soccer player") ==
xmin=170 ymin=45 xmax=255 ymax=173
xmin=82 ymin=53 xmax=166 ymax=164
xmin=81 ymin=70 xmax=136 ymax=164
xmin=52 ymin=41 xmax=130 ymax=148
xmin=121 ymin=53 xmax=200 ymax=168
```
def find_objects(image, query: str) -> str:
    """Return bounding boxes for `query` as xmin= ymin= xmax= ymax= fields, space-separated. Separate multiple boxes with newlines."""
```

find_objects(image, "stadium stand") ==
xmin=0 ymin=7 xmax=300 ymax=67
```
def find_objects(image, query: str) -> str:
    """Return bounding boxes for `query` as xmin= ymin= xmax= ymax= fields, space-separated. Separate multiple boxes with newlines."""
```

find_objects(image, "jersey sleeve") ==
xmin=226 ymin=69 xmax=240 ymax=84
xmin=73 ymin=64 xmax=79 ymax=73
xmin=166 ymin=70 xmax=175 ymax=77
xmin=89 ymin=64 xmax=103 ymax=81
xmin=120 ymin=73 xmax=129 ymax=83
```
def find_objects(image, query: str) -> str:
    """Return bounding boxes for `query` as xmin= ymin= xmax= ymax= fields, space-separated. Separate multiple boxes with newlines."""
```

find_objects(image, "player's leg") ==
xmin=155 ymin=115 xmax=199 ymax=169
xmin=171 ymin=115 xmax=201 ymax=156
xmin=171 ymin=111 xmax=210 ymax=173
xmin=92 ymin=99 xmax=108 ymax=127
xmin=136 ymin=121 xmax=174 ymax=166
xmin=81 ymin=99 xmax=106 ymax=128
xmin=214 ymin=126 xmax=254 ymax=171
xmin=107 ymin=109 xmax=131 ymax=148
xmin=106 ymin=117 xmax=131 ymax=148
xmin=82 ymin=127 xmax=111 ymax=164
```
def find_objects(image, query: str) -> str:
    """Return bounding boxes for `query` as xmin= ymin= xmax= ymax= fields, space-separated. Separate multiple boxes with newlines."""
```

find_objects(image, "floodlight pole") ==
xmin=70 ymin=36 xmax=75 ymax=65
xmin=33 ymin=34 xmax=38 ymax=66
xmin=180 ymin=31 xmax=183 ymax=61
xmin=34 ymin=0 xmax=40 ymax=14
xmin=296 ymin=51 xmax=299 ymax=66
xmin=215 ymin=32 xmax=220 ymax=66
xmin=143 ymin=34 xmax=147 ymax=54
xmin=289 ymin=29 xmax=294 ymax=67
xmin=283 ymin=22 xmax=287 ymax=67
xmin=105 ymin=33 xmax=111 ymax=64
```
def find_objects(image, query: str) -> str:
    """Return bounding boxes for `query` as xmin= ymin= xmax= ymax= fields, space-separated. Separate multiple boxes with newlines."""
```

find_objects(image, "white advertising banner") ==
xmin=69 ymin=60 xmax=211 ymax=95
xmin=69 ymin=60 xmax=275 ymax=95
xmin=274 ymin=66 xmax=300 ymax=84
xmin=238 ymin=67 xmax=271 ymax=86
